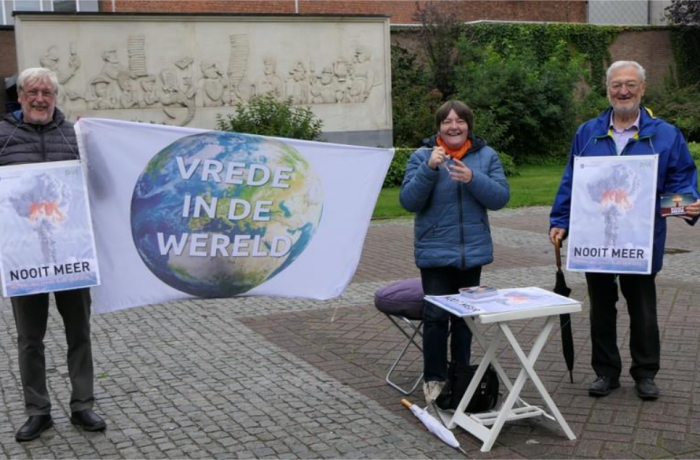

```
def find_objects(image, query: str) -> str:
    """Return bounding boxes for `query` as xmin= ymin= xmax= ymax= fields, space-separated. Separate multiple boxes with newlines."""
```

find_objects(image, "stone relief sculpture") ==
xmin=227 ymin=34 xmax=253 ymax=104
xmin=198 ymin=60 xmax=229 ymax=107
xmin=39 ymin=44 xmax=82 ymax=102
xmin=38 ymin=33 xmax=383 ymax=126
xmin=255 ymin=56 xmax=284 ymax=101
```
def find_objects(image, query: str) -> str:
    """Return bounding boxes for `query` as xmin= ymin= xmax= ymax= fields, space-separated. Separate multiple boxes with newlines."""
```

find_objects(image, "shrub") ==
xmin=453 ymin=41 xmax=586 ymax=164
xmin=216 ymin=94 xmax=323 ymax=141
xmin=688 ymin=142 xmax=700 ymax=160
xmin=498 ymin=152 xmax=519 ymax=177
xmin=383 ymin=147 xmax=413 ymax=188
xmin=391 ymin=44 xmax=443 ymax=147
xmin=645 ymin=83 xmax=700 ymax=143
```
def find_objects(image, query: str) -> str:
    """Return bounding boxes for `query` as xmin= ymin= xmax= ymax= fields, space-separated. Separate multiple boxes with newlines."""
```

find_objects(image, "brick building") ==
xmin=96 ymin=1 xmax=587 ymax=24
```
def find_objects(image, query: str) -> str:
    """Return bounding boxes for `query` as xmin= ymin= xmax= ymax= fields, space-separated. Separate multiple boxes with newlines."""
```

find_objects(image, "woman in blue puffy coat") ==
xmin=400 ymin=100 xmax=510 ymax=406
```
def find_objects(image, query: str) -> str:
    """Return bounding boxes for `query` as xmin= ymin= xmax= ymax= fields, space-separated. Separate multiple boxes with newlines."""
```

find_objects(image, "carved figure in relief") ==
xmin=255 ymin=56 xmax=284 ymax=100
xmin=89 ymin=75 xmax=116 ymax=110
xmin=117 ymin=71 xmax=140 ymax=109
xmin=310 ymin=66 xmax=338 ymax=104
xmin=100 ymin=47 xmax=129 ymax=81
xmin=140 ymin=75 xmax=160 ymax=107
xmin=159 ymin=67 xmax=197 ymax=126
xmin=198 ymin=60 xmax=230 ymax=107
xmin=285 ymin=61 xmax=310 ymax=104
xmin=39 ymin=44 xmax=81 ymax=101
xmin=349 ymin=45 xmax=378 ymax=102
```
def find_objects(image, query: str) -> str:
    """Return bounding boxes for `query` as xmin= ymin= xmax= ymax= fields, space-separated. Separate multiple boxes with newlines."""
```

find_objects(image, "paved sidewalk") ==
xmin=1 ymin=207 xmax=699 ymax=459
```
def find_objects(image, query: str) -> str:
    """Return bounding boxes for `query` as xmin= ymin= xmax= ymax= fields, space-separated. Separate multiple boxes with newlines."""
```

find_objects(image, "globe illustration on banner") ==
xmin=130 ymin=131 xmax=323 ymax=297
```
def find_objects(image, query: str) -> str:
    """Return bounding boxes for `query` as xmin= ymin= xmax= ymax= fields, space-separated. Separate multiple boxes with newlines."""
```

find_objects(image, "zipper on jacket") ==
xmin=39 ymin=126 xmax=46 ymax=162
xmin=458 ymin=186 xmax=465 ymax=270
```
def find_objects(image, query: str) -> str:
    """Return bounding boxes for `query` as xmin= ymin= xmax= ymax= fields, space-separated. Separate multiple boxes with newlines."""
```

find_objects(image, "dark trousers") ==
xmin=420 ymin=266 xmax=481 ymax=382
xmin=586 ymin=273 xmax=659 ymax=380
xmin=11 ymin=288 xmax=95 ymax=415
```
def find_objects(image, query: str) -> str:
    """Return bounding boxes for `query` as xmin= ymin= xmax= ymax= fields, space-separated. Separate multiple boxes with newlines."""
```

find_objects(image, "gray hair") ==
xmin=606 ymin=61 xmax=646 ymax=86
xmin=17 ymin=67 xmax=60 ymax=96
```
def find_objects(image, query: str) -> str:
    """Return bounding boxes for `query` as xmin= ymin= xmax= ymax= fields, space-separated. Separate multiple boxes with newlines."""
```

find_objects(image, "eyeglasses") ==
xmin=608 ymin=81 xmax=640 ymax=92
xmin=23 ymin=89 xmax=55 ymax=99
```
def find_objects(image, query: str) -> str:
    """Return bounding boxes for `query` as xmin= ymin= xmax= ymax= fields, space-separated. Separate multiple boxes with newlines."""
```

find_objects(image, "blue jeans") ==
xmin=421 ymin=266 xmax=482 ymax=382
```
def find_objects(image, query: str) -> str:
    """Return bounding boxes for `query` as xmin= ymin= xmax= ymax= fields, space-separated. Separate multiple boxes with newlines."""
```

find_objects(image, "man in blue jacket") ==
xmin=550 ymin=61 xmax=700 ymax=400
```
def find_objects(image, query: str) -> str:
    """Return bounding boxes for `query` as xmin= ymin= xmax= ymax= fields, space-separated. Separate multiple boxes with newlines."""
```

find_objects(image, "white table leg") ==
xmin=501 ymin=318 xmax=576 ymax=441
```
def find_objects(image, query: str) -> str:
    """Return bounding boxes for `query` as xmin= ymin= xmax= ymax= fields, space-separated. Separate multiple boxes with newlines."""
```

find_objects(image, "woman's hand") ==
xmin=428 ymin=147 xmax=448 ymax=170
xmin=448 ymin=159 xmax=473 ymax=184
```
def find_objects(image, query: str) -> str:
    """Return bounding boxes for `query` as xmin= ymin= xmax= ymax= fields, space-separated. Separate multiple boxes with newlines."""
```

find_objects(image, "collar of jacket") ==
xmin=592 ymin=106 xmax=659 ymax=141
xmin=5 ymin=108 xmax=66 ymax=127
xmin=421 ymin=133 xmax=487 ymax=154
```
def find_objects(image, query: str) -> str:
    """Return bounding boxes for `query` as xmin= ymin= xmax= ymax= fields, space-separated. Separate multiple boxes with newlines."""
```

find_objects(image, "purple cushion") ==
xmin=374 ymin=278 xmax=424 ymax=320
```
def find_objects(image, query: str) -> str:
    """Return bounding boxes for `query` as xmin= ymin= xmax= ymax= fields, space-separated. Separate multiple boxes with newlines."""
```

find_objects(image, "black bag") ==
xmin=436 ymin=362 xmax=499 ymax=413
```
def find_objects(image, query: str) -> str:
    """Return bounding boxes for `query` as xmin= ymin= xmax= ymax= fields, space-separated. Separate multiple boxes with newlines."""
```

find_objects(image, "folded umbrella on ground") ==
xmin=401 ymin=399 xmax=467 ymax=455
xmin=554 ymin=238 xmax=575 ymax=383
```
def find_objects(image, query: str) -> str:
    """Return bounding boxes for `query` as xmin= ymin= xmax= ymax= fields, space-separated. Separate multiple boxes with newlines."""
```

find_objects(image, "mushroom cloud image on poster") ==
xmin=130 ymin=131 xmax=323 ymax=297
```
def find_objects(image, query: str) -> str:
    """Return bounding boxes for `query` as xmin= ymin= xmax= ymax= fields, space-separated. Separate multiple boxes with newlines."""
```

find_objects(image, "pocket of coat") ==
xmin=417 ymin=223 xmax=437 ymax=241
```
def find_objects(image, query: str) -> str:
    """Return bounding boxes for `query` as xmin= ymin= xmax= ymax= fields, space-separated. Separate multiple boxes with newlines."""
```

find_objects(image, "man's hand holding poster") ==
xmin=0 ymin=160 xmax=100 ymax=296
xmin=567 ymin=155 xmax=658 ymax=274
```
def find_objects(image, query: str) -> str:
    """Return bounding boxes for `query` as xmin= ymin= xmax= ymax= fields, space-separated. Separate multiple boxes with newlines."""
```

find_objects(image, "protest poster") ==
xmin=75 ymin=119 xmax=393 ymax=313
xmin=0 ymin=160 xmax=100 ymax=296
xmin=567 ymin=155 xmax=658 ymax=274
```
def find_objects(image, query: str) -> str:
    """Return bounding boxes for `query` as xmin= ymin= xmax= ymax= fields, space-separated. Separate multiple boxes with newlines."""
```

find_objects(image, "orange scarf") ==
xmin=437 ymin=136 xmax=471 ymax=160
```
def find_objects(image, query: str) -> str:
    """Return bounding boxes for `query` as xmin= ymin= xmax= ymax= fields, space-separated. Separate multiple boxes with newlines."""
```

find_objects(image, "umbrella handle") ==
xmin=555 ymin=238 xmax=563 ymax=270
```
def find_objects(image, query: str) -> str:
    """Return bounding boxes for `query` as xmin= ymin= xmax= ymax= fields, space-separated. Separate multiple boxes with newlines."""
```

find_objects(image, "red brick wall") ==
xmin=0 ymin=28 xmax=17 ymax=80
xmin=100 ymin=1 xmax=587 ymax=24
xmin=609 ymin=30 xmax=674 ymax=88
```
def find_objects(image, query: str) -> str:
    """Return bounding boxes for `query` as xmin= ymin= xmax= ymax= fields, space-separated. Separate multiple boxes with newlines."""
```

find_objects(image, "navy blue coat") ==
xmin=550 ymin=107 xmax=699 ymax=273
xmin=400 ymin=136 xmax=510 ymax=270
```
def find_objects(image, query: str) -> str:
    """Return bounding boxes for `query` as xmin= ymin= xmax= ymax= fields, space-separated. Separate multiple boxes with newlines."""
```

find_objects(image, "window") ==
xmin=1 ymin=0 xmax=99 ymax=23
xmin=14 ymin=0 xmax=41 ymax=11
xmin=53 ymin=0 xmax=75 ymax=12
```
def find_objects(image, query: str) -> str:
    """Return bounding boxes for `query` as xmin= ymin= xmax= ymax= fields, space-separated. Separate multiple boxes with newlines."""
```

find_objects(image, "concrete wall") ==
xmin=13 ymin=14 xmax=392 ymax=146
xmin=99 ymin=1 xmax=588 ymax=24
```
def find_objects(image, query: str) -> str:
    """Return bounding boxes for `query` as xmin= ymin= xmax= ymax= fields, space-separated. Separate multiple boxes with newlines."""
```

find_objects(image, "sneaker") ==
xmin=423 ymin=380 xmax=445 ymax=405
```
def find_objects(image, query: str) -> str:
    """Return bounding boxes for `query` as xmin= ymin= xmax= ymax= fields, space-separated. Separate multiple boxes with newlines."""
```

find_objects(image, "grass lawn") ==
xmin=373 ymin=164 xmax=566 ymax=219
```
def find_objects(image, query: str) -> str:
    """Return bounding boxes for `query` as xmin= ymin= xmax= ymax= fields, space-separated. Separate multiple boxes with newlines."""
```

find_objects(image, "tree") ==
xmin=412 ymin=1 xmax=463 ymax=98
xmin=665 ymin=0 xmax=700 ymax=26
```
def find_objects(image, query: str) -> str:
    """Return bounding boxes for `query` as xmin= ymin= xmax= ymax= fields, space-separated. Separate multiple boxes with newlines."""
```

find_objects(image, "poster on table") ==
xmin=0 ymin=160 xmax=100 ymax=297
xmin=425 ymin=287 xmax=580 ymax=317
xmin=75 ymin=119 xmax=393 ymax=313
xmin=567 ymin=155 xmax=658 ymax=274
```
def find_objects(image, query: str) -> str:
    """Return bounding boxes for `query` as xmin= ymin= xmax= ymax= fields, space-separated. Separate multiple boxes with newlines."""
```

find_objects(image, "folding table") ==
xmin=426 ymin=292 xmax=581 ymax=452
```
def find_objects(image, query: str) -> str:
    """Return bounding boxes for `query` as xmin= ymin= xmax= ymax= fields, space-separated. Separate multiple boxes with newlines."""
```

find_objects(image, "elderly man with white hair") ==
xmin=549 ymin=61 xmax=700 ymax=401
xmin=0 ymin=67 xmax=107 ymax=441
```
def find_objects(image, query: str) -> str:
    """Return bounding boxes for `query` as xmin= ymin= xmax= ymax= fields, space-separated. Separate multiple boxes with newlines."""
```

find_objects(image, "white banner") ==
xmin=0 ymin=160 xmax=100 ymax=297
xmin=567 ymin=155 xmax=658 ymax=274
xmin=76 ymin=119 xmax=393 ymax=313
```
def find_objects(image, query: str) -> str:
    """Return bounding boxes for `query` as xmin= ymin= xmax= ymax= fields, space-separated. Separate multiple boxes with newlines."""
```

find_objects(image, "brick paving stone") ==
xmin=1 ymin=207 xmax=700 ymax=458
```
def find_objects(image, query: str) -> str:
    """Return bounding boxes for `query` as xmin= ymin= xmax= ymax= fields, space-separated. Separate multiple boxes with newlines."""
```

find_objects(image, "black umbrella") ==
xmin=554 ymin=238 xmax=574 ymax=383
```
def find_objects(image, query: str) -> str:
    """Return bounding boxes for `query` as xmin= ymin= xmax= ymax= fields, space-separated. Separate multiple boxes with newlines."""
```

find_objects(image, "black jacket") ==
xmin=0 ymin=108 xmax=79 ymax=166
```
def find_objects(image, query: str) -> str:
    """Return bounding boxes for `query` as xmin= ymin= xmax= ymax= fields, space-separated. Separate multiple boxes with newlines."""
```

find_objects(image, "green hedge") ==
xmin=689 ymin=142 xmax=700 ymax=160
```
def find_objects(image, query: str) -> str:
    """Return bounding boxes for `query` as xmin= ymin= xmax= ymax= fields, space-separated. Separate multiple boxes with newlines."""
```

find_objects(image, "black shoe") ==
xmin=15 ymin=415 xmax=53 ymax=442
xmin=635 ymin=378 xmax=660 ymax=400
xmin=70 ymin=409 xmax=106 ymax=432
xmin=588 ymin=375 xmax=620 ymax=397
